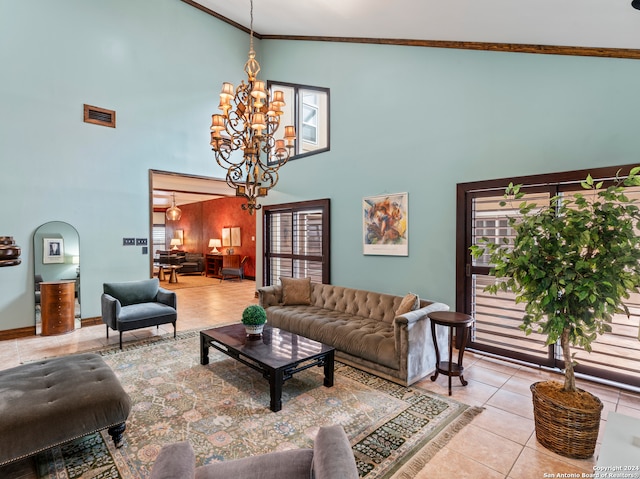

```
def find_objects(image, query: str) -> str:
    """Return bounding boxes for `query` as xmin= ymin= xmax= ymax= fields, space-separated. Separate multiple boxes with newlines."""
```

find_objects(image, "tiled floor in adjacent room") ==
xmin=1 ymin=279 xmax=639 ymax=478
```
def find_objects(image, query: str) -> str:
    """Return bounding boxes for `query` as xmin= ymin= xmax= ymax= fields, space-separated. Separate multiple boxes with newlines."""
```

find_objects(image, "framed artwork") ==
xmin=363 ymin=192 xmax=408 ymax=256
xmin=43 ymin=238 xmax=64 ymax=264
xmin=222 ymin=227 xmax=231 ymax=247
xmin=231 ymin=227 xmax=241 ymax=247
xmin=175 ymin=229 xmax=184 ymax=244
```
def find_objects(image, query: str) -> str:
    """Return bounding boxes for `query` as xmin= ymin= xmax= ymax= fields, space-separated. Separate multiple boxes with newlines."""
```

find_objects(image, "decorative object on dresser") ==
xmin=40 ymin=280 xmax=76 ymax=335
xmin=259 ymin=280 xmax=450 ymax=386
xmin=0 ymin=236 xmax=21 ymax=267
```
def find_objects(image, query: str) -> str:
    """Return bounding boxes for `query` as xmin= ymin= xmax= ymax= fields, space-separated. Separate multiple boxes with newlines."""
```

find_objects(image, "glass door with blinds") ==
xmin=467 ymin=188 xmax=556 ymax=367
xmin=457 ymin=165 xmax=640 ymax=388
xmin=263 ymin=199 xmax=330 ymax=285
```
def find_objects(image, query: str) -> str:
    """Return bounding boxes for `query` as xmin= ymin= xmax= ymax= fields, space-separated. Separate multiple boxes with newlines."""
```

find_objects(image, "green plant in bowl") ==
xmin=242 ymin=305 xmax=267 ymax=337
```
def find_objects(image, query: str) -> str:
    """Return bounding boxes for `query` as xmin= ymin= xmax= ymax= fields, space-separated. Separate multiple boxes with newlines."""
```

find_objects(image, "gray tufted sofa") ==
xmin=0 ymin=353 xmax=131 ymax=465
xmin=258 ymin=282 xmax=449 ymax=386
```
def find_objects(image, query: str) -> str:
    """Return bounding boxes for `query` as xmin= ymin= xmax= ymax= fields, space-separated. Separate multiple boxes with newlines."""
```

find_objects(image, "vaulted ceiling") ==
xmin=187 ymin=0 xmax=640 ymax=52
xmin=159 ymin=0 xmax=640 ymax=209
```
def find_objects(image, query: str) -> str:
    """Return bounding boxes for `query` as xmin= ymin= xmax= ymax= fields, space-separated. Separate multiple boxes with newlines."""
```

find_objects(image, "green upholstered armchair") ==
xmin=101 ymin=278 xmax=177 ymax=349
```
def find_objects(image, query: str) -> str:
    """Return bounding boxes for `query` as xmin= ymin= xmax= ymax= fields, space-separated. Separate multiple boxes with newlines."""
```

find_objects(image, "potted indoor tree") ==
xmin=242 ymin=304 xmax=267 ymax=337
xmin=470 ymin=167 xmax=640 ymax=459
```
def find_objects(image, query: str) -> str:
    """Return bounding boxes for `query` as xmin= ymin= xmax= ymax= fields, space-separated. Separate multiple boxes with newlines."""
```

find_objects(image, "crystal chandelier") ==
xmin=210 ymin=0 xmax=295 ymax=215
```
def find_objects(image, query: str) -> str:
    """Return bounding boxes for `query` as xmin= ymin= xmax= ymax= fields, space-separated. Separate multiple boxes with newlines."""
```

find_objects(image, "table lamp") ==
xmin=170 ymin=238 xmax=181 ymax=251
xmin=208 ymin=238 xmax=221 ymax=254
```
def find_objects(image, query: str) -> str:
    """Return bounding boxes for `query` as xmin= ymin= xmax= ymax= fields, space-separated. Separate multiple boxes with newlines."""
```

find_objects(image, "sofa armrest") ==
xmin=101 ymin=293 xmax=121 ymax=330
xmin=157 ymin=288 xmax=177 ymax=309
xmin=394 ymin=301 xmax=450 ymax=325
xmin=258 ymin=285 xmax=282 ymax=308
xmin=149 ymin=441 xmax=195 ymax=479
xmin=312 ymin=425 xmax=359 ymax=479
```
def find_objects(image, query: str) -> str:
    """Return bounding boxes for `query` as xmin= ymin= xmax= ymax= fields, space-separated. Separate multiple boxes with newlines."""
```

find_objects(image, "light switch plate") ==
xmin=123 ymin=238 xmax=135 ymax=246
xmin=136 ymin=238 xmax=148 ymax=245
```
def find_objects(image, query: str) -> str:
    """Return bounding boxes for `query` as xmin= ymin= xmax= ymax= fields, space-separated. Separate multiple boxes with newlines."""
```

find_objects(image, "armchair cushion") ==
xmin=104 ymin=279 xmax=159 ymax=306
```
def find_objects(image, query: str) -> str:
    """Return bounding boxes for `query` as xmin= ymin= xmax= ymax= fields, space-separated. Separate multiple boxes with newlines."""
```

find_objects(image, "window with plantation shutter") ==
xmin=263 ymin=199 xmax=330 ymax=285
xmin=152 ymin=225 xmax=166 ymax=251
xmin=457 ymin=164 xmax=640 ymax=389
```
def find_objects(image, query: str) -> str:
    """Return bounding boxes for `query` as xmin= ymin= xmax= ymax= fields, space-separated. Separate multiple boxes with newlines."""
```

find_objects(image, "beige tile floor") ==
xmin=1 ymin=279 xmax=639 ymax=478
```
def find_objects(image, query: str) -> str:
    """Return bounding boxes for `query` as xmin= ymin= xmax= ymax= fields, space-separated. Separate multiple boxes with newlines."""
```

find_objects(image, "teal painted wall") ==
xmin=2 ymin=0 xmax=640 ymax=332
xmin=259 ymin=40 xmax=640 ymax=307
xmin=0 ymin=0 xmax=248 ymax=328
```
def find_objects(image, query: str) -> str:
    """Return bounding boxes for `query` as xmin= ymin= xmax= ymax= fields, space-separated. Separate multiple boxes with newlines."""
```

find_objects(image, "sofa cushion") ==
xmin=395 ymin=292 xmax=419 ymax=316
xmin=196 ymin=449 xmax=314 ymax=479
xmin=281 ymin=277 xmax=311 ymax=305
xmin=266 ymin=305 xmax=398 ymax=369
xmin=104 ymin=279 xmax=159 ymax=307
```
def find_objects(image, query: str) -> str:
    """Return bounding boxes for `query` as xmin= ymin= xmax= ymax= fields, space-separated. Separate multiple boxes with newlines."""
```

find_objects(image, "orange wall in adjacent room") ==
xmin=165 ymin=197 xmax=257 ymax=279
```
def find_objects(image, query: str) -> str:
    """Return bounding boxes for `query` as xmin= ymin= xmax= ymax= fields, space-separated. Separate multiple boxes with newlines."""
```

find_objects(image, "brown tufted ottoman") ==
xmin=0 ymin=353 xmax=131 ymax=465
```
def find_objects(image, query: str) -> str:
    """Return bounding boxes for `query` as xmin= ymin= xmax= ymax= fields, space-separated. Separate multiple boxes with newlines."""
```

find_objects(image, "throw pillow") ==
xmin=281 ymin=277 xmax=312 ymax=305
xmin=395 ymin=292 xmax=419 ymax=316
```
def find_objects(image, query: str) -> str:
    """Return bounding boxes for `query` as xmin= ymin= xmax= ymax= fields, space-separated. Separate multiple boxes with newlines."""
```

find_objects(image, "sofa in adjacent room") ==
xmin=258 ymin=278 xmax=450 ymax=386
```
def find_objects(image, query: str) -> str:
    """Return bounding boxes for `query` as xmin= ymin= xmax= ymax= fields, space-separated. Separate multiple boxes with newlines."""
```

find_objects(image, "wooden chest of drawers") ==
xmin=40 ymin=280 xmax=75 ymax=335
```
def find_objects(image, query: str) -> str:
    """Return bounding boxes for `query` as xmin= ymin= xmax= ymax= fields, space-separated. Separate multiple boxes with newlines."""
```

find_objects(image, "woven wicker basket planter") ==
xmin=530 ymin=381 xmax=603 ymax=459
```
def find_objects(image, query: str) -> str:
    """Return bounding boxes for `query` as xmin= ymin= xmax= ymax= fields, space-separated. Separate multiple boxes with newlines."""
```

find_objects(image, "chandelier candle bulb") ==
xmin=251 ymin=80 xmax=267 ymax=100
xmin=210 ymin=114 xmax=224 ymax=131
xmin=272 ymin=90 xmax=285 ymax=107
xmin=251 ymin=113 xmax=266 ymax=132
xmin=220 ymin=82 xmax=234 ymax=100
xmin=285 ymin=125 xmax=296 ymax=146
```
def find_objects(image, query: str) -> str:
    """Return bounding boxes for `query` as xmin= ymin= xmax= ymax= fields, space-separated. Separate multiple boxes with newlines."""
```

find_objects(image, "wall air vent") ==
xmin=83 ymin=104 xmax=116 ymax=128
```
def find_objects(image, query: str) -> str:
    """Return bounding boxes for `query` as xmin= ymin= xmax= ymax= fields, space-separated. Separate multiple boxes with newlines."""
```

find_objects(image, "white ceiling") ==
xmin=152 ymin=171 xmax=229 ymax=209
xmin=160 ymin=0 xmax=639 ymax=209
xmin=191 ymin=0 xmax=640 ymax=50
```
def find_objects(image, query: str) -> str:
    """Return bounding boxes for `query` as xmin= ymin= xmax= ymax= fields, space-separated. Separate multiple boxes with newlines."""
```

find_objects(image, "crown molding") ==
xmin=181 ymin=0 xmax=640 ymax=60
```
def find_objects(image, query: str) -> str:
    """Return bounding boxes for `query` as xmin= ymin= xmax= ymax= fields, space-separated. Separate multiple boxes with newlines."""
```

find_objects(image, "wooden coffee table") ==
xmin=200 ymin=324 xmax=335 ymax=412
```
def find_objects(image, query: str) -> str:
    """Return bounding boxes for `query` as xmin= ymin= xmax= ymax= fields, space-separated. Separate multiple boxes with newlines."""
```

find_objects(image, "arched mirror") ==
xmin=33 ymin=221 xmax=80 ymax=335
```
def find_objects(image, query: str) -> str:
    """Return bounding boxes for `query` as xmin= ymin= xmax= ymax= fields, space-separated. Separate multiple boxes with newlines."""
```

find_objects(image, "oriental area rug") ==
xmin=36 ymin=331 xmax=482 ymax=479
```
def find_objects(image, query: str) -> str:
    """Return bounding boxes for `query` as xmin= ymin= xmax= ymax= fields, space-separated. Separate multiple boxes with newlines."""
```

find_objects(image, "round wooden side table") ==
xmin=428 ymin=311 xmax=474 ymax=396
